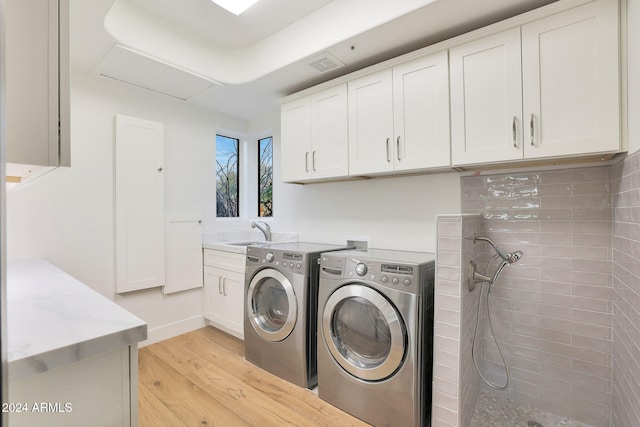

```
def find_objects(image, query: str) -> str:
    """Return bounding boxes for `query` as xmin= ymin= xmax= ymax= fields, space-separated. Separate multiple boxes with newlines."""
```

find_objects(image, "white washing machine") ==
xmin=317 ymin=249 xmax=435 ymax=427
xmin=243 ymin=242 xmax=352 ymax=389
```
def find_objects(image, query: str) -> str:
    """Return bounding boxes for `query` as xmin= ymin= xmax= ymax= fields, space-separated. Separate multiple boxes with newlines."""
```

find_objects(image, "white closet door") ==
xmin=115 ymin=114 xmax=165 ymax=293
xmin=163 ymin=219 xmax=203 ymax=294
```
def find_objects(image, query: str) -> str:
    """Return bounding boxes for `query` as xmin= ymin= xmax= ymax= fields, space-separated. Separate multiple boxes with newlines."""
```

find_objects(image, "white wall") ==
xmin=6 ymin=68 xmax=247 ymax=344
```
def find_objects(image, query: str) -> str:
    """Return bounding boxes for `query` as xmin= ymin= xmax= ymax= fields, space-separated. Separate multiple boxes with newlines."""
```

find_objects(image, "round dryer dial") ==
xmin=355 ymin=262 xmax=368 ymax=276
xmin=265 ymin=252 xmax=275 ymax=262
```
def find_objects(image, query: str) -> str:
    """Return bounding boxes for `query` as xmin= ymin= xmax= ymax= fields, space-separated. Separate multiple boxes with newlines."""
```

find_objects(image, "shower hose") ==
xmin=471 ymin=254 xmax=511 ymax=390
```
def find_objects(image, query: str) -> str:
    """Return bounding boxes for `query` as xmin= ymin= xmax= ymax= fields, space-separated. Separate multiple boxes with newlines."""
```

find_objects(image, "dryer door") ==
xmin=247 ymin=268 xmax=297 ymax=342
xmin=322 ymin=284 xmax=406 ymax=381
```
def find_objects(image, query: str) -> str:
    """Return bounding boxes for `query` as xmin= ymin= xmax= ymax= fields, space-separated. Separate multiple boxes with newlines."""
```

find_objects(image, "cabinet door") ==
xmin=164 ymin=220 xmax=203 ymax=294
xmin=115 ymin=115 xmax=165 ymax=293
xmin=311 ymin=84 xmax=349 ymax=179
xmin=348 ymin=69 xmax=394 ymax=175
xmin=281 ymin=96 xmax=312 ymax=182
xmin=393 ymin=51 xmax=450 ymax=171
xmin=5 ymin=0 xmax=61 ymax=168
xmin=203 ymin=267 xmax=244 ymax=338
xmin=522 ymin=0 xmax=619 ymax=159
xmin=450 ymin=28 xmax=523 ymax=166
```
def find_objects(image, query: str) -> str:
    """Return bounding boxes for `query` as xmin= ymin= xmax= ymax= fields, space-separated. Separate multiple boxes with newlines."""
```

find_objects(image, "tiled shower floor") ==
xmin=470 ymin=390 xmax=595 ymax=427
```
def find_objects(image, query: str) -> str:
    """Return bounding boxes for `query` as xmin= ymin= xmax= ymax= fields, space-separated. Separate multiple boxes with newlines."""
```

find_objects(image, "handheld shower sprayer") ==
xmin=467 ymin=236 xmax=523 ymax=291
xmin=468 ymin=235 xmax=524 ymax=391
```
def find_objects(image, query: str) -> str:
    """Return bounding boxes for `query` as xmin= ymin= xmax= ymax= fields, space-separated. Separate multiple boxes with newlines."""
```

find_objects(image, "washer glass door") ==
xmin=322 ymin=284 xmax=406 ymax=381
xmin=247 ymin=269 xmax=297 ymax=342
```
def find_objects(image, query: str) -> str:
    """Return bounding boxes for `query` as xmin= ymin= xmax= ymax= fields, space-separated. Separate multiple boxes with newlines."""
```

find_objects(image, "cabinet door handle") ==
xmin=222 ymin=278 xmax=227 ymax=296
xmin=218 ymin=277 xmax=223 ymax=294
xmin=530 ymin=114 xmax=535 ymax=146
xmin=396 ymin=137 xmax=401 ymax=161
xmin=512 ymin=116 xmax=517 ymax=148
xmin=386 ymin=138 xmax=391 ymax=162
xmin=305 ymin=152 xmax=309 ymax=172
xmin=312 ymin=151 xmax=317 ymax=171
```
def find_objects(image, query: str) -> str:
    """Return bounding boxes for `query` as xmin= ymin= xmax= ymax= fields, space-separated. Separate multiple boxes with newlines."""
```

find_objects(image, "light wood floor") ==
xmin=138 ymin=326 xmax=371 ymax=426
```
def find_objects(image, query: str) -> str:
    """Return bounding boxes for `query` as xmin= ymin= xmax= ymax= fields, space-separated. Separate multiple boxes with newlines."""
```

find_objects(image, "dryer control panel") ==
xmin=321 ymin=253 xmax=422 ymax=294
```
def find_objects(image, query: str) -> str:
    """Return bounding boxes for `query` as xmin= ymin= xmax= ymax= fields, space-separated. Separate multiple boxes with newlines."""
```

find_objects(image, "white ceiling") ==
xmin=129 ymin=0 xmax=334 ymax=49
xmin=73 ymin=0 xmax=558 ymax=120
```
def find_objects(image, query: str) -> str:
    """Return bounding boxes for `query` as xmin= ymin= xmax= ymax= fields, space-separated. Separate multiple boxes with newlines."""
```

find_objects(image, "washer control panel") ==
xmin=247 ymin=247 xmax=307 ymax=274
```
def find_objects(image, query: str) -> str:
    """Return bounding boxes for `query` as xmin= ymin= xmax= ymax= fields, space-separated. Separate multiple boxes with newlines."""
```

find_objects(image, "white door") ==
xmin=348 ymin=69 xmax=394 ymax=175
xmin=281 ymin=96 xmax=312 ymax=182
xmin=450 ymin=28 xmax=523 ymax=166
xmin=522 ymin=0 xmax=620 ymax=159
xmin=164 ymin=220 xmax=203 ymax=294
xmin=203 ymin=266 xmax=244 ymax=336
xmin=311 ymin=84 xmax=349 ymax=179
xmin=393 ymin=51 xmax=450 ymax=171
xmin=115 ymin=114 xmax=165 ymax=293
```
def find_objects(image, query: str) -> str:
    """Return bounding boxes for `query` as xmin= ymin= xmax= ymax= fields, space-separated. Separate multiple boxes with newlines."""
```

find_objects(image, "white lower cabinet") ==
xmin=203 ymin=249 xmax=245 ymax=339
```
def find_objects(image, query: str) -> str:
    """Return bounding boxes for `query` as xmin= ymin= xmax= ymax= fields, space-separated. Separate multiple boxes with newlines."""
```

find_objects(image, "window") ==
xmin=258 ymin=136 xmax=273 ymax=217
xmin=216 ymin=134 xmax=239 ymax=217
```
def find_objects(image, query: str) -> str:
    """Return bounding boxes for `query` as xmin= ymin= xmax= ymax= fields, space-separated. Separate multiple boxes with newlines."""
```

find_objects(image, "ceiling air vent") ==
xmin=308 ymin=52 xmax=345 ymax=73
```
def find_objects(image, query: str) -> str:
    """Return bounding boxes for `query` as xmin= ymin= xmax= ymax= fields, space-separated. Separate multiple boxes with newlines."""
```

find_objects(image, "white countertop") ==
xmin=7 ymin=259 xmax=147 ymax=381
xmin=202 ymin=231 xmax=298 ymax=253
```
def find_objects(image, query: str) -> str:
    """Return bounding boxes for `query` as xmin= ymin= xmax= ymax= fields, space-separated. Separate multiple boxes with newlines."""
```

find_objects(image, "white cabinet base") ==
xmin=9 ymin=346 xmax=137 ymax=427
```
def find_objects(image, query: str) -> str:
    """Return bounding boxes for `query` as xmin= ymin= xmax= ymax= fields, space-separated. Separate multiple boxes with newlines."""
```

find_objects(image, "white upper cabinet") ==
xmin=348 ymin=70 xmax=395 ymax=175
xmin=311 ymin=84 xmax=349 ymax=179
xmin=451 ymin=0 xmax=620 ymax=166
xmin=281 ymin=96 xmax=312 ymax=183
xmin=5 ymin=0 xmax=70 ymax=183
xmin=393 ymin=51 xmax=451 ymax=171
xmin=450 ymin=28 xmax=523 ymax=165
xmin=349 ymin=51 xmax=450 ymax=175
xmin=281 ymin=84 xmax=348 ymax=182
xmin=522 ymin=0 xmax=619 ymax=158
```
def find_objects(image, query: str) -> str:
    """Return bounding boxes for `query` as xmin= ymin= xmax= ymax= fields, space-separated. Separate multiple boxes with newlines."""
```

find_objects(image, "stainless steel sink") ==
xmin=226 ymin=241 xmax=266 ymax=247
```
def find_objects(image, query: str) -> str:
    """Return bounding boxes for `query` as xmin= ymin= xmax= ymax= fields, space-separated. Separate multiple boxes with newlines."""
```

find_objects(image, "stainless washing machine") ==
xmin=317 ymin=249 xmax=435 ymax=427
xmin=244 ymin=242 xmax=352 ymax=389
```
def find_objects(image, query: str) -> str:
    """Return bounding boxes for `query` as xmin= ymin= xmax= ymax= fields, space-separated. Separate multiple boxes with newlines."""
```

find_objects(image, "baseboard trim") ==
xmin=140 ymin=315 xmax=206 ymax=347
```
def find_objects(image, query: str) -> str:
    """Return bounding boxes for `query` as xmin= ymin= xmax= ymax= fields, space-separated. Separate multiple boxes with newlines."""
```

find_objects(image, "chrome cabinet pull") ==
xmin=512 ymin=116 xmax=517 ymax=148
xmin=396 ymin=136 xmax=401 ymax=161
xmin=305 ymin=152 xmax=309 ymax=172
xmin=386 ymin=138 xmax=391 ymax=162
xmin=312 ymin=151 xmax=317 ymax=171
xmin=530 ymin=114 xmax=535 ymax=146
xmin=222 ymin=278 xmax=227 ymax=296
xmin=218 ymin=277 xmax=223 ymax=294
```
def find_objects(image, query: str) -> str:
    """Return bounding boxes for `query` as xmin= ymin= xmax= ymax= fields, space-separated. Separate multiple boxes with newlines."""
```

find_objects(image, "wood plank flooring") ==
xmin=138 ymin=326 xmax=371 ymax=426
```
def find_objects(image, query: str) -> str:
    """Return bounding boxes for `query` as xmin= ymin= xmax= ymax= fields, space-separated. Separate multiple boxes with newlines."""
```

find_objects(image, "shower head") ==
xmin=473 ymin=235 xmax=523 ymax=264
xmin=507 ymin=250 xmax=524 ymax=264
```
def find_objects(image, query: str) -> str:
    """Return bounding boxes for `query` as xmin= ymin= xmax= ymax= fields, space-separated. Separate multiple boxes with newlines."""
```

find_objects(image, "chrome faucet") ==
xmin=251 ymin=221 xmax=271 ymax=241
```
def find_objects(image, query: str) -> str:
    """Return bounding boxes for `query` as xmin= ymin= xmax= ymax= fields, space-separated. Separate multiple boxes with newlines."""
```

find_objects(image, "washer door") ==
xmin=322 ymin=284 xmax=406 ymax=381
xmin=247 ymin=269 xmax=297 ymax=342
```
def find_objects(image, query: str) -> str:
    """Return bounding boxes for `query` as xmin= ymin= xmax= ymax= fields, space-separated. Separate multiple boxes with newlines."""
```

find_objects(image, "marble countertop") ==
xmin=7 ymin=259 xmax=147 ymax=381
xmin=202 ymin=231 xmax=298 ymax=253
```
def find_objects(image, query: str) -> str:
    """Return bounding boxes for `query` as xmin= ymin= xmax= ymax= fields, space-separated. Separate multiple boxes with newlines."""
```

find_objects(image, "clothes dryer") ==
xmin=317 ymin=249 xmax=435 ymax=426
xmin=244 ymin=242 xmax=352 ymax=389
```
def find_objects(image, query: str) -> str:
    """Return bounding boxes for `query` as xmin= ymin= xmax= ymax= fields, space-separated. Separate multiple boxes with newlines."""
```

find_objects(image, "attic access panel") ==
xmin=96 ymin=45 xmax=221 ymax=100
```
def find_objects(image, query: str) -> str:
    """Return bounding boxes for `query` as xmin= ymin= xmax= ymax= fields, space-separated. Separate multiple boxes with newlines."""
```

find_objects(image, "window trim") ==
xmin=257 ymin=136 xmax=273 ymax=218
xmin=215 ymin=133 xmax=240 ymax=218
